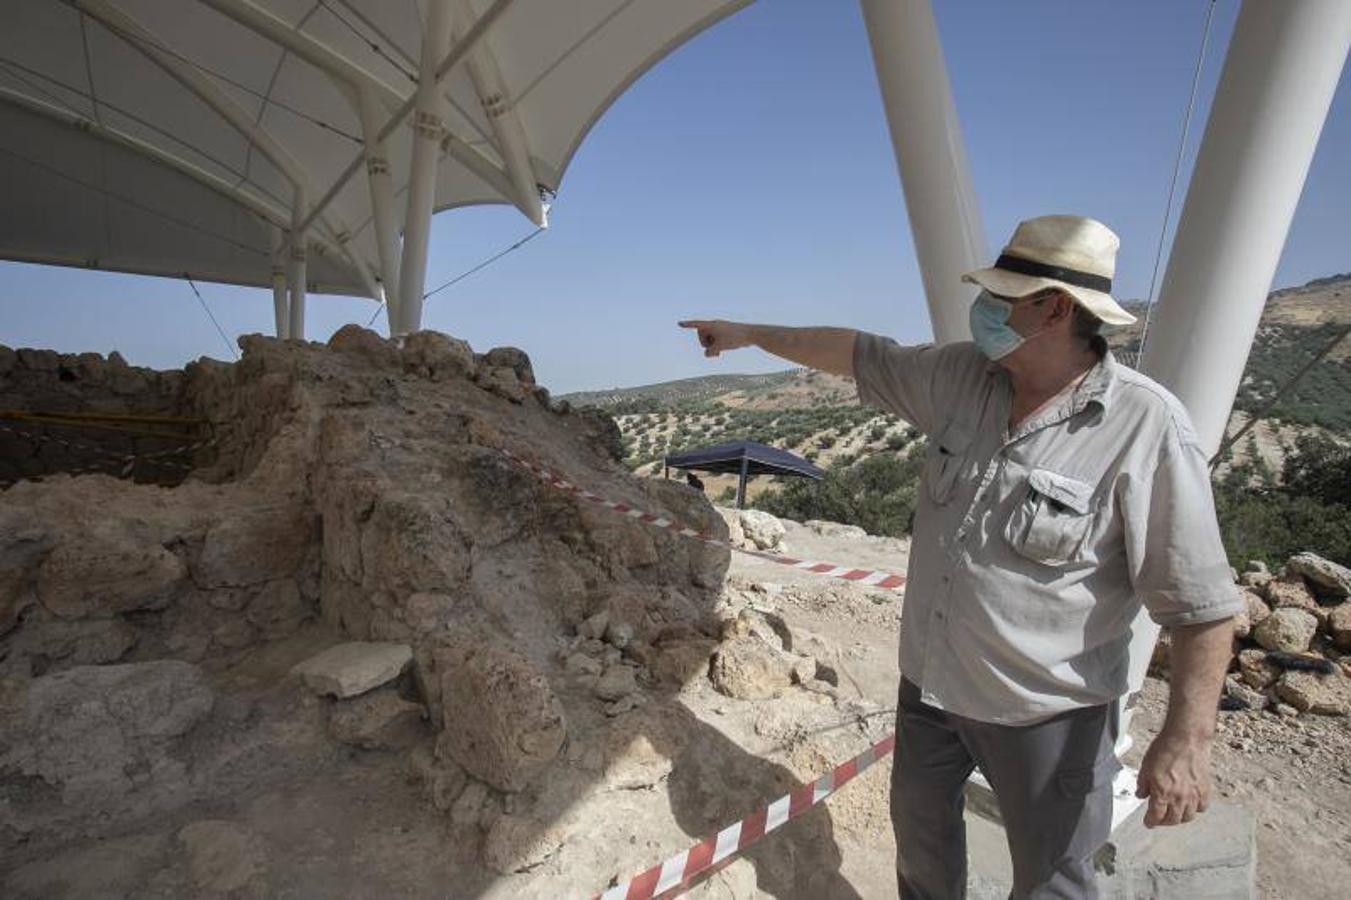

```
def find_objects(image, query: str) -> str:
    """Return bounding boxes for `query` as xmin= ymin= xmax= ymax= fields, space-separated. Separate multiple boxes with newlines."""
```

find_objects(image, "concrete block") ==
xmin=1096 ymin=802 xmax=1256 ymax=899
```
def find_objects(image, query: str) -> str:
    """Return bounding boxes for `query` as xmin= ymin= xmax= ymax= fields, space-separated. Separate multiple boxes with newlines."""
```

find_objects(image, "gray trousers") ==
xmin=890 ymin=679 xmax=1120 ymax=900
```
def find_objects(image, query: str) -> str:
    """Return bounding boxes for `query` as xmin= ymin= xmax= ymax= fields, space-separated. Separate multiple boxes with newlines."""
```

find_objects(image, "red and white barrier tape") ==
xmin=498 ymin=449 xmax=907 ymax=593
xmin=597 ymin=733 xmax=896 ymax=899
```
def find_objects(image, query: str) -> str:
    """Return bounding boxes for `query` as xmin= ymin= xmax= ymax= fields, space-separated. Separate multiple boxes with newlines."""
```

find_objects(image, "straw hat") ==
xmin=962 ymin=215 xmax=1136 ymax=325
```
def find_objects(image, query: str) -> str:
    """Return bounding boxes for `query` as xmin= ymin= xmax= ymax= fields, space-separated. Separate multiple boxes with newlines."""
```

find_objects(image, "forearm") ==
xmin=743 ymin=325 xmax=858 ymax=378
xmin=1160 ymin=618 xmax=1234 ymax=740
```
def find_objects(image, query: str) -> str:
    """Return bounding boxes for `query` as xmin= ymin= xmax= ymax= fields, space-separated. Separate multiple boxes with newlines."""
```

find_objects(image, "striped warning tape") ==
xmin=498 ymin=449 xmax=907 ymax=593
xmin=597 ymin=733 xmax=896 ymax=899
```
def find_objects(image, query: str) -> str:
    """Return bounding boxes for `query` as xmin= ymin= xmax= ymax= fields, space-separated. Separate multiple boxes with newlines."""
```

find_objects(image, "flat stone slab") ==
xmin=292 ymin=642 xmax=412 ymax=698
xmin=965 ymin=801 xmax=1256 ymax=899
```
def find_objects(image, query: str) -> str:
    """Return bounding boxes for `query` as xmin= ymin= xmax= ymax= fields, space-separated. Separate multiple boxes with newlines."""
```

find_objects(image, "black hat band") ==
xmin=995 ymin=254 xmax=1112 ymax=293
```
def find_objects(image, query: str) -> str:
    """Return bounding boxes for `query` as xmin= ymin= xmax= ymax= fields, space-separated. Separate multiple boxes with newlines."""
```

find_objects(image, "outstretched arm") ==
xmin=678 ymin=320 xmax=858 ymax=378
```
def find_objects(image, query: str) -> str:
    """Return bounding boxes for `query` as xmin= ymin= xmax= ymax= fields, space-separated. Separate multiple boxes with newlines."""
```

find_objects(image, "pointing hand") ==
xmin=678 ymin=319 xmax=752 ymax=358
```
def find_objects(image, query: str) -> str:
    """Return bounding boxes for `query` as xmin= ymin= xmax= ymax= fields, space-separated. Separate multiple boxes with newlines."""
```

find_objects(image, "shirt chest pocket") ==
xmin=1004 ymin=468 xmax=1098 ymax=567
xmin=925 ymin=420 xmax=974 ymax=506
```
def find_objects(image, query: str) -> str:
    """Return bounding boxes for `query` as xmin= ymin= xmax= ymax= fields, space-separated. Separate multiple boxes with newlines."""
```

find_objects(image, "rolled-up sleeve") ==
xmin=1124 ymin=424 xmax=1242 ymax=627
xmin=853 ymin=333 xmax=970 ymax=436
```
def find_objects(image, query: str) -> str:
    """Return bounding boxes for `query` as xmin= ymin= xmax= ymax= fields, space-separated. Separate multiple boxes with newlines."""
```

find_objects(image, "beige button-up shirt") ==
xmin=854 ymin=334 xmax=1242 ymax=725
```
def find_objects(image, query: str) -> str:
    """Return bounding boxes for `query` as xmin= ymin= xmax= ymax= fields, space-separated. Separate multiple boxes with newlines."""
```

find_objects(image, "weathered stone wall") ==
xmin=0 ymin=345 xmax=195 ymax=486
xmin=0 ymin=326 xmax=731 ymax=862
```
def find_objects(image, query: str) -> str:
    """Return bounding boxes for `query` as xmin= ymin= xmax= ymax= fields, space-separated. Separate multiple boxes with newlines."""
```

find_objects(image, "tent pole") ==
xmin=396 ymin=0 xmax=455 ymax=336
xmin=358 ymin=86 xmax=402 ymax=331
xmin=270 ymin=226 xmax=289 ymax=339
xmin=736 ymin=457 xmax=749 ymax=510
xmin=287 ymin=187 xmax=307 ymax=340
xmin=859 ymin=0 xmax=986 ymax=345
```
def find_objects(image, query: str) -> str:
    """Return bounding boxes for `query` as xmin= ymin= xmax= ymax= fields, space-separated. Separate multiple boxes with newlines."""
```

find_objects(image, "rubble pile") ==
xmin=0 ymin=327 xmax=732 ymax=893
xmin=1153 ymin=552 xmax=1351 ymax=717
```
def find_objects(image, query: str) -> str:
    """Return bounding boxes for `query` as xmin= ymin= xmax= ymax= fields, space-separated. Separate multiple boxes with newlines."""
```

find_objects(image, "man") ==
xmin=680 ymin=215 xmax=1241 ymax=899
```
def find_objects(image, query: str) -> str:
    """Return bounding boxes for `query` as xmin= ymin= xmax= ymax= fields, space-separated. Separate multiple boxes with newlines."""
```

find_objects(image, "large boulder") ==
xmin=401 ymin=331 xmax=475 ymax=381
xmin=739 ymin=509 xmax=786 ymax=552
xmin=709 ymin=629 xmax=814 ymax=701
xmin=1286 ymin=552 xmax=1351 ymax=601
xmin=434 ymin=635 xmax=566 ymax=792
xmin=1252 ymin=607 xmax=1318 ymax=653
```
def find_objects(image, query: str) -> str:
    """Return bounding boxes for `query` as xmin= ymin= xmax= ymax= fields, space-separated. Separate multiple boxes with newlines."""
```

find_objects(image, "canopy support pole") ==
xmin=396 ymin=0 xmax=456 ymax=336
xmin=1140 ymin=0 xmax=1351 ymax=456
xmin=74 ymin=0 xmax=383 ymax=301
xmin=735 ymin=456 xmax=749 ymax=510
xmin=270 ymin=227 xmax=289 ymax=338
xmin=293 ymin=0 xmax=517 ymax=240
xmin=453 ymin=0 xmax=548 ymax=226
xmin=859 ymin=0 xmax=986 ymax=345
xmin=358 ymin=86 xmax=403 ymax=331
xmin=1127 ymin=0 xmax=1350 ymax=782
xmin=288 ymin=188 xmax=308 ymax=340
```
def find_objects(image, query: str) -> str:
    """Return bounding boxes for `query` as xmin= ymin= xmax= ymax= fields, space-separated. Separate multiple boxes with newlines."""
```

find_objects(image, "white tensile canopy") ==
xmin=0 ymin=0 xmax=751 ymax=334
xmin=2 ymin=0 xmax=1350 ymax=864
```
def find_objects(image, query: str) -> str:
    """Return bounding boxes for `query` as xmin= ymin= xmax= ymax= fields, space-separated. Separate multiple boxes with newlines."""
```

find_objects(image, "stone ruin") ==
xmin=0 ymin=327 xmax=763 ymax=896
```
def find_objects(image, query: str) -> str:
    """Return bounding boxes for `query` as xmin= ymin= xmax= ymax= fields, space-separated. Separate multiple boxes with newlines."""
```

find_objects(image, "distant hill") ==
xmin=560 ymin=371 xmax=805 ymax=410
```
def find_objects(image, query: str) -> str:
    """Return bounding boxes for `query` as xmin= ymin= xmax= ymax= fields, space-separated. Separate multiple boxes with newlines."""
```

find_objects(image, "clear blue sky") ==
xmin=2 ymin=0 xmax=1348 ymax=393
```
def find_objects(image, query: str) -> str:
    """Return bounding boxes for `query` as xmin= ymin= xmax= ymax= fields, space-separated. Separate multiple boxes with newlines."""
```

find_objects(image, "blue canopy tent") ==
xmin=663 ymin=440 xmax=825 ymax=509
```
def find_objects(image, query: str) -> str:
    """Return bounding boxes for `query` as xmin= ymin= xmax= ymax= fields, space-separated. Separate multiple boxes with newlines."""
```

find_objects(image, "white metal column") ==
xmin=860 ymin=0 xmax=986 ymax=345
xmin=396 ymin=0 xmax=455 ymax=336
xmin=453 ymin=0 xmax=547 ymax=227
xmin=288 ymin=188 xmax=308 ymax=341
xmin=1140 ymin=0 xmax=1351 ymax=454
xmin=358 ymin=86 xmax=402 ymax=331
xmin=270 ymin=226 xmax=289 ymax=338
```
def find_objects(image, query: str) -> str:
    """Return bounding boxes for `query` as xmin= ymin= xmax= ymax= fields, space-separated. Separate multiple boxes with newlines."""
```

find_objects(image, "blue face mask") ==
xmin=969 ymin=291 xmax=1026 ymax=360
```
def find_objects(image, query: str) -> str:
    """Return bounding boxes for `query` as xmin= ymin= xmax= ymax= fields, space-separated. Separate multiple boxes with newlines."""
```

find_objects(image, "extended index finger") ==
xmin=677 ymin=319 xmax=711 ymax=329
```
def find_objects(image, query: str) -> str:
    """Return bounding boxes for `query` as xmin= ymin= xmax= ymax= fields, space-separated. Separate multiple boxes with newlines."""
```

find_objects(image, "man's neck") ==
xmin=1005 ymin=342 xmax=1101 ymax=411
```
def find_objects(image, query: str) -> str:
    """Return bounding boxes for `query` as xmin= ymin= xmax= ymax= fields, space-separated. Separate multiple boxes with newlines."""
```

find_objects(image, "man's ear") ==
xmin=1049 ymin=292 xmax=1077 ymax=326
